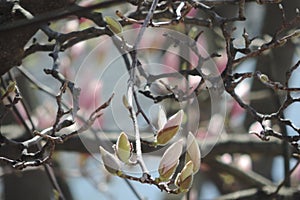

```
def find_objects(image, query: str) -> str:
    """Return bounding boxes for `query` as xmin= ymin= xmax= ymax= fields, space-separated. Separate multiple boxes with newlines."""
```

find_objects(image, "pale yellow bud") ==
xmin=115 ymin=132 xmax=132 ymax=163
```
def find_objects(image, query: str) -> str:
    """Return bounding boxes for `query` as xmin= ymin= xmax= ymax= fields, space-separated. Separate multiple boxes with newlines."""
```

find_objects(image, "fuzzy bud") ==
xmin=156 ymin=110 xmax=183 ymax=145
xmin=175 ymin=161 xmax=194 ymax=192
xmin=115 ymin=132 xmax=132 ymax=163
xmin=99 ymin=146 xmax=121 ymax=175
xmin=185 ymin=132 xmax=201 ymax=173
xmin=158 ymin=140 xmax=183 ymax=181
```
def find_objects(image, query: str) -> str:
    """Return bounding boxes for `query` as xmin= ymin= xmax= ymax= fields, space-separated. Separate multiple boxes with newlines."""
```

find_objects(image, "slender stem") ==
xmin=133 ymin=0 xmax=159 ymax=48
xmin=22 ymin=127 xmax=53 ymax=147
xmin=127 ymin=88 xmax=148 ymax=173
xmin=126 ymin=0 xmax=159 ymax=174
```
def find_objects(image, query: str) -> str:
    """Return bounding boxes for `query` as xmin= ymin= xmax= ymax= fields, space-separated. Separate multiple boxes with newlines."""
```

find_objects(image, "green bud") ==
xmin=259 ymin=73 xmax=269 ymax=83
xmin=122 ymin=95 xmax=130 ymax=109
xmin=116 ymin=132 xmax=132 ymax=163
xmin=104 ymin=16 xmax=123 ymax=35
xmin=156 ymin=126 xmax=179 ymax=145
xmin=7 ymin=81 xmax=16 ymax=93
xmin=156 ymin=110 xmax=183 ymax=145
xmin=158 ymin=160 xmax=179 ymax=182
xmin=175 ymin=161 xmax=194 ymax=192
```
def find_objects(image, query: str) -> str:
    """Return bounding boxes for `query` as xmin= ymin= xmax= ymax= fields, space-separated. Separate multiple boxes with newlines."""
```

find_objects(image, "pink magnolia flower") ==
xmin=77 ymin=79 xmax=103 ymax=128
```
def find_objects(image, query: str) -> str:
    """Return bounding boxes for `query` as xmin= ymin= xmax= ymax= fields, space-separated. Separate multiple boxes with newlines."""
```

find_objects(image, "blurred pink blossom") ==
xmin=291 ymin=164 xmax=300 ymax=186
xmin=248 ymin=121 xmax=264 ymax=133
xmin=215 ymin=52 xmax=227 ymax=73
xmin=229 ymin=79 xmax=250 ymax=129
xmin=77 ymin=79 xmax=103 ymax=128
xmin=187 ymin=8 xmax=197 ymax=17
xmin=34 ymin=101 xmax=57 ymax=128
xmin=70 ymin=41 xmax=87 ymax=60
xmin=78 ymin=79 xmax=102 ymax=111
xmin=234 ymin=154 xmax=252 ymax=171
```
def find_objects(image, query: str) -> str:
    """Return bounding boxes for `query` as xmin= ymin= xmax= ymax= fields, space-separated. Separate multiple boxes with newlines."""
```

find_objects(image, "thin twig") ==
xmin=126 ymin=0 xmax=159 ymax=175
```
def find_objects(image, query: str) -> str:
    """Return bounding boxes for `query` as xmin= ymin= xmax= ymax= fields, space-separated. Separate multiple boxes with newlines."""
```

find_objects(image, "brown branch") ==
xmin=0 ymin=0 xmax=125 ymax=32
xmin=216 ymin=185 xmax=300 ymax=200
xmin=207 ymin=158 xmax=274 ymax=188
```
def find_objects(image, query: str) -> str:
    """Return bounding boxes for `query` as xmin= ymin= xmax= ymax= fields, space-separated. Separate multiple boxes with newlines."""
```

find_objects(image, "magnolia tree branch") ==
xmin=0 ymin=0 xmax=300 ymax=199
xmin=121 ymin=0 xmax=159 ymax=180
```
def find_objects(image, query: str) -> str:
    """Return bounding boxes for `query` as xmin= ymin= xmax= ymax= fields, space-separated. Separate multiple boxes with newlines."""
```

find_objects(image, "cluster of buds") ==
xmin=99 ymin=109 xmax=201 ymax=193
xmin=99 ymin=132 xmax=132 ymax=175
xmin=157 ymin=132 xmax=201 ymax=192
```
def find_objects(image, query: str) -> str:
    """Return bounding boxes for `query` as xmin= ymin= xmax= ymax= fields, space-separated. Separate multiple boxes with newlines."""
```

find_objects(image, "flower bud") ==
xmin=158 ymin=140 xmax=183 ymax=181
xmin=156 ymin=126 xmax=179 ymax=145
xmin=122 ymin=95 xmax=130 ymax=109
xmin=99 ymin=146 xmax=121 ymax=175
xmin=185 ymin=132 xmax=201 ymax=173
xmin=156 ymin=110 xmax=183 ymax=145
xmin=115 ymin=132 xmax=132 ymax=163
xmin=157 ymin=106 xmax=167 ymax=130
xmin=175 ymin=161 xmax=194 ymax=192
xmin=258 ymin=73 xmax=269 ymax=83
xmin=104 ymin=16 xmax=123 ymax=35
